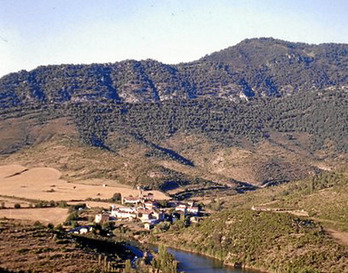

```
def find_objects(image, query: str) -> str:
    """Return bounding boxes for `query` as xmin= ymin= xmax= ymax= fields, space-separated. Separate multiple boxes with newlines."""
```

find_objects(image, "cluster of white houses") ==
xmin=95 ymin=192 xmax=201 ymax=230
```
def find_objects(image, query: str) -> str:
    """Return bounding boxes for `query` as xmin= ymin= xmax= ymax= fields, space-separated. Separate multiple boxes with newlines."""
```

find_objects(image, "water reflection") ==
xmin=167 ymin=248 xmax=258 ymax=273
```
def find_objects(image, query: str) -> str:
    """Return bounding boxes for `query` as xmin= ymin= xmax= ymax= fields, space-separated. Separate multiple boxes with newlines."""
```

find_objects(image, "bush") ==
xmin=66 ymin=212 xmax=79 ymax=222
xmin=14 ymin=203 xmax=21 ymax=209
xmin=34 ymin=221 xmax=43 ymax=228
xmin=58 ymin=201 xmax=68 ymax=208
xmin=54 ymin=224 xmax=64 ymax=232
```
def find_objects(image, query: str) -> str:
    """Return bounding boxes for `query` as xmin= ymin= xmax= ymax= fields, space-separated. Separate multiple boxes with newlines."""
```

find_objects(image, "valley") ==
xmin=0 ymin=38 xmax=347 ymax=272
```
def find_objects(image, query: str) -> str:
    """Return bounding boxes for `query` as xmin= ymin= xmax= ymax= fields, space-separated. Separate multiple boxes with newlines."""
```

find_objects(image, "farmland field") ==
xmin=0 ymin=207 xmax=68 ymax=225
xmin=0 ymin=164 xmax=168 ymax=202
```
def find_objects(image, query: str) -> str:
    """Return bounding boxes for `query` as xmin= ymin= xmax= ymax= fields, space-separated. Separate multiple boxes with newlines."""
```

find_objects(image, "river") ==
xmin=166 ymin=247 xmax=261 ymax=273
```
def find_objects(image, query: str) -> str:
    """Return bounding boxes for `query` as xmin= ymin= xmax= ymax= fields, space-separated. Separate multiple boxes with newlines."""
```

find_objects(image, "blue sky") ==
xmin=0 ymin=0 xmax=347 ymax=77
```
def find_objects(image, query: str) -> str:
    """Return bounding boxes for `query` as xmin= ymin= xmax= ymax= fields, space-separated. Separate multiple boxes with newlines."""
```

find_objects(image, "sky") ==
xmin=0 ymin=0 xmax=347 ymax=77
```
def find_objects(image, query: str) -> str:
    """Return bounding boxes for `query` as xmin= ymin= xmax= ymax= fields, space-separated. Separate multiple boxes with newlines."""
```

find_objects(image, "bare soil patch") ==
xmin=68 ymin=201 xmax=118 ymax=209
xmin=327 ymin=228 xmax=348 ymax=246
xmin=0 ymin=207 xmax=68 ymax=225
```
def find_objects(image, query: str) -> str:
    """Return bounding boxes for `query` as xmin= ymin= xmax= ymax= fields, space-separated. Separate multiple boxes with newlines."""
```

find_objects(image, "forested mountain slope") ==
xmin=0 ymin=38 xmax=347 ymax=188
xmin=1 ymin=38 xmax=347 ymax=108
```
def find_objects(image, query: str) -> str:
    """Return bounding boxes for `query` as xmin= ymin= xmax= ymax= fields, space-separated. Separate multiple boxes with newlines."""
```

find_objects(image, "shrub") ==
xmin=14 ymin=203 xmax=21 ymax=209
xmin=66 ymin=212 xmax=79 ymax=222
xmin=58 ymin=201 xmax=68 ymax=208
xmin=54 ymin=224 xmax=64 ymax=232
xmin=34 ymin=221 xmax=43 ymax=227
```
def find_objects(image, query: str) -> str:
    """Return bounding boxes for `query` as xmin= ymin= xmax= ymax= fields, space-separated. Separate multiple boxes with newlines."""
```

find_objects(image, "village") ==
xmin=70 ymin=187 xmax=204 ymax=235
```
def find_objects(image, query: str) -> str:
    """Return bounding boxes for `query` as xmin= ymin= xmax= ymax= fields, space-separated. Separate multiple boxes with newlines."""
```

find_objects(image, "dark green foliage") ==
xmin=152 ymin=245 xmax=178 ymax=273
xmin=0 ymin=39 xmax=347 ymax=157
xmin=67 ymin=87 xmax=348 ymax=153
xmin=162 ymin=210 xmax=348 ymax=273
xmin=308 ymin=172 xmax=348 ymax=191
xmin=58 ymin=201 xmax=68 ymax=208
xmin=34 ymin=200 xmax=58 ymax=208
xmin=1 ymin=86 xmax=347 ymax=157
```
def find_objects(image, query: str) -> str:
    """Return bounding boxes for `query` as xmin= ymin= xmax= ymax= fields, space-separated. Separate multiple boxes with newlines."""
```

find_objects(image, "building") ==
xmin=68 ymin=225 xmax=94 ymax=234
xmin=144 ymin=223 xmax=153 ymax=230
xmin=111 ymin=206 xmax=137 ymax=220
xmin=95 ymin=213 xmax=109 ymax=224
xmin=122 ymin=196 xmax=141 ymax=205
xmin=142 ymin=192 xmax=154 ymax=201
xmin=137 ymin=208 xmax=164 ymax=223
xmin=175 ymin=202 xmax=200 ymax=216
xmin=144 ymin=200 xmax=157 ymax=210
xmin=190 ymin=216 xmax=201 ymax=223
xmin=187 ymin=206 xmax=200 ymax=215
xmin=152 ymin=209 xmax=165 ymax=221
xmin=137 ymin=208 xmax=153 ymax=221
xmin=175 ymin=204 xmax=187 ymax=214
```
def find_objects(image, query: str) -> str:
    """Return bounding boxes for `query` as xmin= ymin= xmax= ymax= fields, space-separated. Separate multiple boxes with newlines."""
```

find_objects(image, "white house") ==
xmin=187 ymin=206 xmax=200 ymax=215
xmin=190 ymin=216 xmax=201 ymax=223
xmin=175 ymin=203 xmax=200 ymax=216
xmin=137 ymin=208 xmax=164 ymax=223
xmin=137 ymin=208 xmax=153 ymax=221
xmin=122 ymin=196 xmax=141 ymax=205
xmin=144 ymin=222 xmax=153 ymax=230
xmin=175 ymin=204 xmax=187 ymax=215
xmin=69 ymin=225 xmax=94 ymax=234
xmin=144 ymin=200 xmax=157 ymax=210
xmin=111 ymin=207 xmax=137 ymax=220
xmin=95 ymin=213 xmax=109 ymax=224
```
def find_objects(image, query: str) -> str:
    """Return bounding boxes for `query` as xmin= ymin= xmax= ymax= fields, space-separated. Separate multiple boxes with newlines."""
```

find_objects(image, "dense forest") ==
xmin=1 ymin=85 xmax=347 ymax=154
xmin=70 ymin=87 xmax=348 ymax=154
xmin=0 ymin=37 xmax=347 ymax=161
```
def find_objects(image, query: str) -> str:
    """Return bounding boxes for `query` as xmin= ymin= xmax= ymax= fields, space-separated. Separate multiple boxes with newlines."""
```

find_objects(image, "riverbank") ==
xmin=146 ymin=209 xmax=348 ymax=273
xmin=145 ymin=240 xmax=266 ymax=273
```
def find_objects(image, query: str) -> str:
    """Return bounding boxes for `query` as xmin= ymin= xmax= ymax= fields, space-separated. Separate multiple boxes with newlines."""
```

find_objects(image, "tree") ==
xmin=125 ymin=259 xmax=131 ymax=273
xmin=152 ymin=245 xmax=178 ymax=273
xmin=112 ymin=192 xmax=121 ymax=202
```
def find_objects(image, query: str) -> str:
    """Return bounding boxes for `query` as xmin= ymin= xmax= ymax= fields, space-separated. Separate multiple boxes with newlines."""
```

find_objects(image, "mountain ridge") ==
xmin=0 ymin=37 xmax=347 ymax=189
xmin=1 ymin=37 xmax=347 ymax=108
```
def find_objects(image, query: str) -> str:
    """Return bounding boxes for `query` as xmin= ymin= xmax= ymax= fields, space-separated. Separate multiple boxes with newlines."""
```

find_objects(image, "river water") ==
xmin=166 ymin=247 xmax=260 ymax=273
